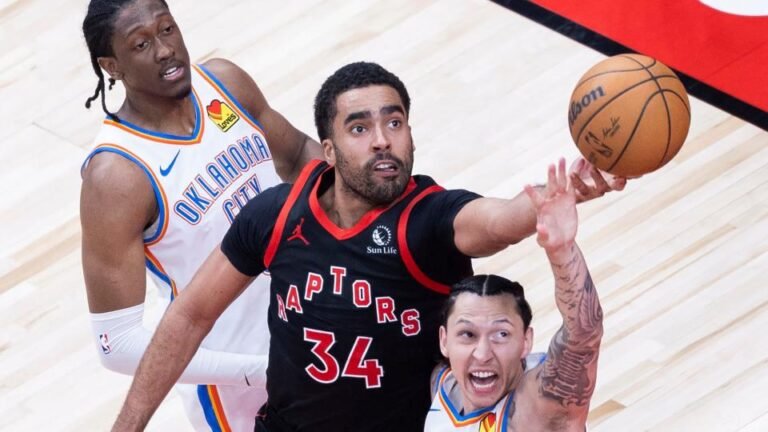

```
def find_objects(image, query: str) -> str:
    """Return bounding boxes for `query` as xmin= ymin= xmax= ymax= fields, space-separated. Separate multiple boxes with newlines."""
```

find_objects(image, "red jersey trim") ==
xmin=397 ymin=185 xmax=450 ymax=295
xmin=309 ymin=174 xmax=417 ymax=241
xmin=263 ymin=159 xmax=323 ymax=268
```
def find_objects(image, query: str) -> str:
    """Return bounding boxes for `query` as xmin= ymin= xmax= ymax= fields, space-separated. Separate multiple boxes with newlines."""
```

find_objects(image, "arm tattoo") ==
xmin=539 ymin=245 xmax=603 ymax=408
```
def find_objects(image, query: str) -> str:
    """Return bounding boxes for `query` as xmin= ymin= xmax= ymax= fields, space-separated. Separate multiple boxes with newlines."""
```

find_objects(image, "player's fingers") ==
xmin=611 ymin=176 xmax=627 ymax=191
xmin=547 ymin=163 xmax=557 ymax=194
xmin=524 ymin=184 xmax=543 ymax=208
xmin=568 ymin=157 xmax=585 ymax=176
xmin=558 ymin=158 xmax=567 ymax=190
xmin=590 ymin=166 xmax=611 ymax=193
xmin=570 ymin=172 xmax=590 ymax=196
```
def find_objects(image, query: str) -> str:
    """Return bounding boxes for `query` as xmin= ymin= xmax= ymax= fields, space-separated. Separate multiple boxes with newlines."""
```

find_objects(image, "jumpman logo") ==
xmin=287 ymin=218 xmax=310 ymax=245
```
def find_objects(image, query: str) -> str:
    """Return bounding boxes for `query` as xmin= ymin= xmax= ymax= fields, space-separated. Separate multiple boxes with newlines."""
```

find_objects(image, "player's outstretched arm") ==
xmin=452 ymin=157 xmax=624 ymax=257
xmin=113 ymin=248 xmax=252 ymax=431
xmin=518 ymin=159 xmax=603 ymax=428
xmin=201 ymin=58 xmax=322 ymax=182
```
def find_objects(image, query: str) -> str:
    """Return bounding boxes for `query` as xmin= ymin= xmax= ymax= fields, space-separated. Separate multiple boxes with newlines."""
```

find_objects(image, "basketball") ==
xmin=568 ymin=54 xmax=691 ymax=177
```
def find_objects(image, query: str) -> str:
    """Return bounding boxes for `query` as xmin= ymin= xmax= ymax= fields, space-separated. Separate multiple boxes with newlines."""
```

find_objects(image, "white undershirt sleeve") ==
xmin=89 ymin=303 xmax=267 ymax=387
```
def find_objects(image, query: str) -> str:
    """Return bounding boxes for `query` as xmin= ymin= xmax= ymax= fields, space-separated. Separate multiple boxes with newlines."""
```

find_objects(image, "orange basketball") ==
xmin=568 ymin=54 xmax=691 ymax=177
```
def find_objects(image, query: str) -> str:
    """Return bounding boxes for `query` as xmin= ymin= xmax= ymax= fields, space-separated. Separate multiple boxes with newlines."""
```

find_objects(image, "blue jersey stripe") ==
xmin=102 ymin=92 xmax=202 ymax=141
xmin=197 ymin=385 xmax=224 ymax=432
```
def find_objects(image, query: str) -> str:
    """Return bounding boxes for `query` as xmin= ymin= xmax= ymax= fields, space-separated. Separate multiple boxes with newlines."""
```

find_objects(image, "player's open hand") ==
xmin=569 ymin=157 xmax=628 ymax=203
xmin=524 ymin=158 xmax=577 ymax=252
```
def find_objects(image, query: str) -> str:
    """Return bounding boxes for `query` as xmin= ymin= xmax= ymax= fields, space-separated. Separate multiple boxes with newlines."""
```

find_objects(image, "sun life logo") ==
xmin=368 ymin=225 xmax=397 ymax=255
xmin=372 ymin=225 xmax=391 ymax=246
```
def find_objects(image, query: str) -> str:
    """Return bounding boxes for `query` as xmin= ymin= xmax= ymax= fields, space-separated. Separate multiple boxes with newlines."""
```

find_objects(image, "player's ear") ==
xmin=97 ymin=56 xmax=122 ymax=81
xmin=322 ymin=139 xmax=336 ymax=165
xmin=439 ymin=325 xmax=449 ymax=358
xmin=522 ymin=326 xmax=533 ymax=358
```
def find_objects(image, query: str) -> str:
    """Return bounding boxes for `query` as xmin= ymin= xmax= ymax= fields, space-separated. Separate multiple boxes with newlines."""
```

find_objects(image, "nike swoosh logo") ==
xmin=159 ymin=150 xmax=181 ymax=176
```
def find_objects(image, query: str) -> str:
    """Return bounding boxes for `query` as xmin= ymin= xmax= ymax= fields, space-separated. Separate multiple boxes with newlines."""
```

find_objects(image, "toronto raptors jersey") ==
xmin=424 ymin=353 xmax=547 ymax=432
xmin=83 ymin=64 xmax=281 ymax=432
xmin=221 ymin=160 xmax=481 ymax=431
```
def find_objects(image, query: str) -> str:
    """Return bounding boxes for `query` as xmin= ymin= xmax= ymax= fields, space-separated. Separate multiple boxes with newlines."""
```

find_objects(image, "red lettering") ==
xmin=330 ymin=266 xmax=347 ymax=295
xmin=353 ymin=280 xmax=372 ymax=308
xmin=286 ymin=285 xmax=303 ymax=313
xmin=304 ymin=272 xmax=323 ymax=301
xmin=375 ymin=297 xmax=397 ymax=323
xmin=401 ymin=309 xmax=421 ymax=336
xmin=276 ymin=294 xmax=288 ymax=322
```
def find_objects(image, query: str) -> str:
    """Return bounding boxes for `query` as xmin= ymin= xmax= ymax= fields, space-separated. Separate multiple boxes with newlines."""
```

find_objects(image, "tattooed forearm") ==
xmin=539 ymin=244 xmax=603 ymax=407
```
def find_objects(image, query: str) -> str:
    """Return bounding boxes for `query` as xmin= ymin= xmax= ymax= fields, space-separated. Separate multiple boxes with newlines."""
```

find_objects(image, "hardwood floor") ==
xmin=0 ymin=0 xmax=765 ymax=430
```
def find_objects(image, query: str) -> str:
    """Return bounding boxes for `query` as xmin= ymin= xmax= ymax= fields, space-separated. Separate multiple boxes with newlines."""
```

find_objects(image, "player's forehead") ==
xmin=112 ymin=0 xmax=172 ymax=38
xmin=448 ymin=293 xmax=522 ymax=326
xmin=333 ymin=85 xmax=405 ymax=120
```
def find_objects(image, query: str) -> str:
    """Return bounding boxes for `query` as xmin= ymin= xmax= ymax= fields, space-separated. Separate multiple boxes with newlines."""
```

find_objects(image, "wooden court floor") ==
xmin=1 ymin=0 xmax=766 ymax=430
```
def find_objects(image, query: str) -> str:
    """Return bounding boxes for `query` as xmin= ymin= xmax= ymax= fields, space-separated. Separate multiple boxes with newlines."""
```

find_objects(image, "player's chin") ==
xmin=172 ymin=83 xmax=192 ymax=100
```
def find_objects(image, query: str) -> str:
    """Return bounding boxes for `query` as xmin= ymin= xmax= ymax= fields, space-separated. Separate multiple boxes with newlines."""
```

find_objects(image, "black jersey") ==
xmin=222 ymin=160 xmax=481 ymax=431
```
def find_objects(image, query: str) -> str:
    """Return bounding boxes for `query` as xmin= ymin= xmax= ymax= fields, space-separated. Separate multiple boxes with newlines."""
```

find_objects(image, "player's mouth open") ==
xmin=161 ymin=65 xmax=184 ymax=81
xmin=468 ymin=370 xmax=498 ymax=392
xmin=373 ymin=161 xmax=399 ymax=174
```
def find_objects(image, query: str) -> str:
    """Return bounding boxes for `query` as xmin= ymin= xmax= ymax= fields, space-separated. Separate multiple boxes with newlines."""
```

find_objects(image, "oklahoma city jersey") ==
xmin=424 ymin=353 xmax=547 ymax=432
xmin=83 ymin=64 xmax=281 ymax=432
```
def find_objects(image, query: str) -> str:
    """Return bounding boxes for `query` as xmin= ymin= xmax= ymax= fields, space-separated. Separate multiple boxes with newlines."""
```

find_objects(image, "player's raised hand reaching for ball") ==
xmin=524 ymin=158 xmax=578 ymax=252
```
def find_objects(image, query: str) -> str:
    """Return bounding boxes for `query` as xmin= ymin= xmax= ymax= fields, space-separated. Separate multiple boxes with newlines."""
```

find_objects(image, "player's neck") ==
xmin=118 ymin=92 xmax=196 ymax=136
xmin=318 ymin=177 xmax=379 ymax=229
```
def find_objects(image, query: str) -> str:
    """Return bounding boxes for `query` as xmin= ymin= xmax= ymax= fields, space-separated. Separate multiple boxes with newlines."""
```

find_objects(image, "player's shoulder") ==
xmin=82 ymin=151 xmax=153 ymax=196
xmin=81 ymin=151 xmax=156 ymax=223
xmin=200 ymin=58 xmax=252 ymax=89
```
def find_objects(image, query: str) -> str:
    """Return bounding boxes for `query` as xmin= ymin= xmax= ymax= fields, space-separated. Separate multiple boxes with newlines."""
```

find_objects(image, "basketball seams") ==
xmin=605 ymin=90 xmax=660 ymax=173
xmin=574 ymin=76 xmax=673 ymax=147
xmin=625 ymin=55 xmax=675 ymax=172
xmin=570 ymin=54 xmax=690 ymax=176
xmin=575 ymin=66 xmax=647 ymax=88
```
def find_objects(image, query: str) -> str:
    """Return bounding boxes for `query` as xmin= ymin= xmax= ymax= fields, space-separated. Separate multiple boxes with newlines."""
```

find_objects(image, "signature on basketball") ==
xmin=584 ymin=130 xmax=613 ymax=158
xmin=602 ymin=117 xmax=621 ymax=138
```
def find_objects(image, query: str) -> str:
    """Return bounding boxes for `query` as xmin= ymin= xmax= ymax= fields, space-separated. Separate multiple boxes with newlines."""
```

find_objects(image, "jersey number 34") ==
xmin=303 ymin=328 xmax=384 ymax=389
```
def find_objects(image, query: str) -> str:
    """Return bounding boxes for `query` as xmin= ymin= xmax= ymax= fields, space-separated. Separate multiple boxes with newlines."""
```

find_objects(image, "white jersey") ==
xmin=84 ymin=64 xmax=281 ymax=432
xmin=425 ymin=353 xmax=547 ymax=432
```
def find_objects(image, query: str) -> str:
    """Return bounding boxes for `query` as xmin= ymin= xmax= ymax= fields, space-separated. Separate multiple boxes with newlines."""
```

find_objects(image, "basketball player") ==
xmin=111 ymin=62 xmax=623 ymax=431
xmin=427 ymin=163 xmax=600 ymax=431
xmin=80 ymin=0 xmax=320 ymax=430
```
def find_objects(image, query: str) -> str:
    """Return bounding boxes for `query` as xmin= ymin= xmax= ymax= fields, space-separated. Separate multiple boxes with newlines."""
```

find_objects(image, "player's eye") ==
xmin=351 ymin=125 xmax=366 ymax=134
xmin=389 ymin=119 xmax=402 ymax=128
xmin=135 ymin=40 xmax=149 ymax=50
xmin=162 ymin=25 xmax=174 ymax=34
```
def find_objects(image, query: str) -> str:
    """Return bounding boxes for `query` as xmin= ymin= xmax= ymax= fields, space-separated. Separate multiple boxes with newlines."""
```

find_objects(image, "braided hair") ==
xmin=81 ymin=0 xmax=169 ymax=120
